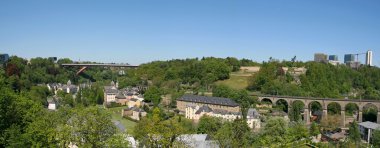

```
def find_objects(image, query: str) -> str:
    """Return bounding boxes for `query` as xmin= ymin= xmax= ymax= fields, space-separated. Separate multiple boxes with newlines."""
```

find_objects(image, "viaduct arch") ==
xmin=257 ymin=96 xmax=380 ymax=127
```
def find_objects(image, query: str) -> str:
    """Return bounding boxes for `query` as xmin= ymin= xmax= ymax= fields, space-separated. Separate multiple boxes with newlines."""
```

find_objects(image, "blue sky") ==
xmin=0 ymin=0 xmax=379 ymax=65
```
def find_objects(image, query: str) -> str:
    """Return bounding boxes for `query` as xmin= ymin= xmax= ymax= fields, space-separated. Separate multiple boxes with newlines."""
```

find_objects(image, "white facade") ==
xmin=328 ymin=60 xmax=340 ymax=66
xmin=247 ymin=117 xmax=261 ymax=129
xmin=366 ymin=50 xmax=373 ymax=66
xmin=48 ymin=102 xmax=56 ymax=110
xmin=185 ymin=105 xmax=261 ymax=129
xmin=105 ymin=93 xmax=116 ymax=103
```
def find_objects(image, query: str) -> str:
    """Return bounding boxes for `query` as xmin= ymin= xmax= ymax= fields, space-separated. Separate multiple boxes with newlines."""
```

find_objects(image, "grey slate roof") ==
xmin=195 ymin=105 xmax=213 ymax=114
xmin=212 ymin=109 xmax=241 ymax=116
xmin=116 ymin=92 xmax=126 ymax=99
xmin=104 ymin=86 xmax=118 ymax=94
xmin=359 ymin=121 xmax=380 ymax=130
xmin=178 ymin=95 xmax=239 ymax=107
xmin=247 ymin=108 xmax=260 ymax=118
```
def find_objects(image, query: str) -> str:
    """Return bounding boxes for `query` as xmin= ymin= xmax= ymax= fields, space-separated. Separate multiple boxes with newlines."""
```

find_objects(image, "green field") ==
xmin=214 ymin=71 xmax=253 ymax=90
xmin=106 ymin=106 xmax=137 ymax=134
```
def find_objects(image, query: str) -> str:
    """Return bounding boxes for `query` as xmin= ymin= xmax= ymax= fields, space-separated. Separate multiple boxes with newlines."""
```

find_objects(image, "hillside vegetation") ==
xmin=248 ymin=61 xmax=380 ymax=99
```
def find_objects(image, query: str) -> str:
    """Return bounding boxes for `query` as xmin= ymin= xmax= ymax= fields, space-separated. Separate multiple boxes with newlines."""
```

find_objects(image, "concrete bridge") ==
xmin=61 ymin=63 xmax=139 ymax=75
xmin=257 ymin=95 xmax=380 ymax=126
xmin=61 ymin=63 xmax=139 ymax=68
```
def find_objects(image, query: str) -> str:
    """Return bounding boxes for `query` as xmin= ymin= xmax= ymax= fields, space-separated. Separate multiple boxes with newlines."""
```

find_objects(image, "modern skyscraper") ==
xmin=329 ymin=55 xmax=338 ymax=61
xmin=344 ymin=54 xmax=355 ymax=64
xmin=366 ymin=50 xmax=373 ymax=66
xmin=0 ymin=54 xmax=9 ymax=64
xmin=314 ymin=53 xmax=327 ymax=63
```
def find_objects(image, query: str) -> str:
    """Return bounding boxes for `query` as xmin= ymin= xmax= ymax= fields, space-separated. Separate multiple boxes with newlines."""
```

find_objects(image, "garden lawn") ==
xmin=106 ymin=106 xmax=137 ymax=134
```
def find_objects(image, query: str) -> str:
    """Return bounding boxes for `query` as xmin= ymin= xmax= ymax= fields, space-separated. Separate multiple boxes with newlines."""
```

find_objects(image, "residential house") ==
xmin=47 ymin=99 xmax=57 ymax=110
xmin=115 ymin=92 xmax=128 ymax=105
xmin=47 ymin=80 xmax=79 ymax=94
xmin=104 ymin=81 xmax=119 ymax=103
xmin=131 ymin=108 xmax=147 ymax=121
xmin=247 ymin=108 xmax=261 ymax=129
xmin=47 ymin=96 xmax=61 ymax=110
xmin=122 ymin=107 xmax=147 ymax=121
xmin=104 ymin=81 xmax=144 ymax=106
xmin=128 ymin=98 xmax=143 ymax=108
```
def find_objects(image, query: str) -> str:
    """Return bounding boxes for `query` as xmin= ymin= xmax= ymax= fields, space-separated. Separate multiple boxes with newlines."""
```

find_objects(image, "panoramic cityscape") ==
xmin=1 ymin=0 xmax=380 ymax=148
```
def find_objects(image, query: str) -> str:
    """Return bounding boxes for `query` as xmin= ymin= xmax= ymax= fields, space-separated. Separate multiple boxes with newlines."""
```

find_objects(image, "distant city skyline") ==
xmin=1 ymin=0 xmax=379 ymax=66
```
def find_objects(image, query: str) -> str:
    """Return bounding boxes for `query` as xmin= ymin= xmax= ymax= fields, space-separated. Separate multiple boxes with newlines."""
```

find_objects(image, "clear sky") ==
xmin=0 ymin=0 xmax=379 ymax=65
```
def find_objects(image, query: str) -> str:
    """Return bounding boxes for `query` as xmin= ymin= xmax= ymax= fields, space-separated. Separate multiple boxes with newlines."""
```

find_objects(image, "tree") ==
xmin=257 ymin=117 xmax=289 ymax=146
xmin=327 ymin=103 xmax=341 ymax=115
xmin=348 ymin=121 xmax=361 ymax=143
xmin=309 ymin=122 xmax=320 ymax=137
xmin=144 ymin=86 xmax=162 ymax=106
xmin=23 ymin=110 xmax=62 ymax=147
xmin=289 ymin=101 xmax=304 ymax=121
xmin=133 ymin=108 xmax=187 ymax=147
xmin=104 ymin=133 xmax=130 ymax=148
xmin=0 ymin=86 xmax=43 ymax=147
xmin=28 ymin=86 xmax=51 ymax=106
xmin=69 ymin=107 xmax=117 ymax=147
xmin=226 ymin=57 xmax=241 ymax=72
xmin=212 ymin=85 xmax=236 ymax=98
xmin=214 ymin=119 xmax=251 ymax=148
xmin=197 ymin=116 xmax=223 ymax=136
xmin=320 ymin=115 xmax=341 ymax=131
xmin=372 ymin=129 xmax=380 ymax=147
xmin=288 ymin=121 xmax=309 ymax=141
xmin=233 ymin=90 xmax=252 ymax=119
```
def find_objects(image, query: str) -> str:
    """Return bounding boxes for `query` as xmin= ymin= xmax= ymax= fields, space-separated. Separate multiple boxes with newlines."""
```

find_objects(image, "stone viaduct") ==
xmin=257 ymin=96 xmax=380 ymax=127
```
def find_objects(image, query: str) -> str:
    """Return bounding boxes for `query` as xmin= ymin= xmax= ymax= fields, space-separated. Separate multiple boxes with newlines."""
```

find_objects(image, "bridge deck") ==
xmin=61 ymin=63 xmax=139 ymax=67
xmin=256 ymin=95 xmax=380 ymax=103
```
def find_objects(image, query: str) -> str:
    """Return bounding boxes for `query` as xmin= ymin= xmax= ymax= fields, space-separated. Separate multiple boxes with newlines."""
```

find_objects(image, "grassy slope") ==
xmin=106 ymin=106 xmax=137 ymax=133
xmin=214 ymin=71 xmax=254 ymax=90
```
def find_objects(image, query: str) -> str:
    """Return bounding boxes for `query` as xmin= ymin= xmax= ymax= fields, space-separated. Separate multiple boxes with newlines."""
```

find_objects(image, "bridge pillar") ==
xmin=378 ymin=112 xmax=380 ymax=124
xmin=358 ymin=111 xmax=363 ymax=122
xmin=341 ymin=110 xmax=346 ymax=127
xmin=304 ymin=108 xmax=310 ymax=125
xmin=323 ymin=109 xmax=328 ymax=120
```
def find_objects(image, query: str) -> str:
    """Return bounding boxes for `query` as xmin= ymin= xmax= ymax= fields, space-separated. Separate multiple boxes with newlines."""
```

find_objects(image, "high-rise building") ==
xmin=366 ymin=50 xmax=373 ymax=66
xmin=0 ymin=54 xmax=9 ymax=64
xmin=344 ymin=54 xmax=355 ymax=64
xmin=314 ymin=53 xmax=327 ymax=63
xmin=329 ymin=55 xmax=338 ymax=61
xmin=48 ymin=57 xmax=58 ymax=62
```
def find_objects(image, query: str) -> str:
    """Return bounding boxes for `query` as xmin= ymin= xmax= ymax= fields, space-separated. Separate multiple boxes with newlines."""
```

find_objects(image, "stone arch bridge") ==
xmin=258 ymin=96 xmax=380 ymax=127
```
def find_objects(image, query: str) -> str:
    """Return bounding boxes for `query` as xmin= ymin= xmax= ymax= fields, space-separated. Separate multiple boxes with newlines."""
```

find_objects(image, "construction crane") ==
xmin=349 ymin=52 xmax=366 ymax=62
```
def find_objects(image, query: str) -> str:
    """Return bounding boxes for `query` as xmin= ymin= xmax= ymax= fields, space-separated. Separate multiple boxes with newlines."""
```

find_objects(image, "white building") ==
xmin=47 ymin=80 xmax=79 ymax=94
xmin=185 ymin=105 xmax=261 ymax=129
xmin=104 ymin=85 xmax=118 ymax=103
xmin=247 ymin=108 xmax=261 ymax=129
xmin=47 ymin=99 xmax=57 ymax=110
xmin=366 ymin=50 xmax=373 ymax=66
xmin=104 ymin=81 xmax=144 ymax=105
